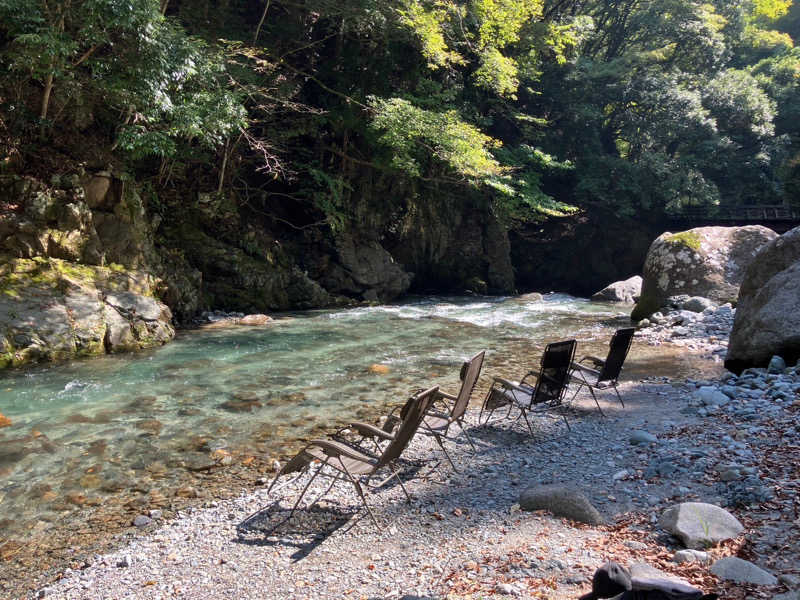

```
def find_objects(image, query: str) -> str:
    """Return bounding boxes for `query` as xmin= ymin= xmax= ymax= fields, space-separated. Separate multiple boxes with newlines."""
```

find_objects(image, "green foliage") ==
xmin=488 ymin=145 xmax=577 ymax=222
xmin=369 ymin=96 xmax=505 ymax=180
xmin=0 ymin=0 xmax=246 ymax=158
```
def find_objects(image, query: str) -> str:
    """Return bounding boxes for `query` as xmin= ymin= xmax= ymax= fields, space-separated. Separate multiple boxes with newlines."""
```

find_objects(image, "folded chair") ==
xmin=479 ymin=339 xmax=576 ymax=433
xmin=263 ymin=386 xmax=438 ymax=530
xmin=346 ymin=350 xmax=486 ymax=472
xmin=569 ymin=327 xmax=635 ymax=415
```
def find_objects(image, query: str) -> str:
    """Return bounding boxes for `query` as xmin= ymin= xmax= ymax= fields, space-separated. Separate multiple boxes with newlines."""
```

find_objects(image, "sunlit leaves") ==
xmin=397 ymin=0 xmax=464 ymax=68
xmin=369 ymin=96 xmax=505 ymax=179
xmin=704 ymin=68 xmax=776 ymax=139
xmin=752 ymin=0 xmax=792 ymax=21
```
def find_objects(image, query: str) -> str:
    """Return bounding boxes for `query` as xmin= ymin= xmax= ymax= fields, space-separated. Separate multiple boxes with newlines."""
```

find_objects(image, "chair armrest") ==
xmin=348 ymin=422 xmax=395 ymax=441
xmin=304 ymin=439 xmax=376 ymax=463
xmin=520 ymin=370 xmax=541 ymax=386
xmin=571 ymin=362 xmax=601 ymax=377
xmin=578 ymin=355 xmax=605 ymax=368
xmin=492 ymin=376 xmax=523 ymax=390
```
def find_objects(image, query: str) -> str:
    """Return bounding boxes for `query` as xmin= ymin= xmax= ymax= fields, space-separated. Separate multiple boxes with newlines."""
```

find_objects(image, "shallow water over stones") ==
xmin=0 ymin=293 xmax=723 ymax=579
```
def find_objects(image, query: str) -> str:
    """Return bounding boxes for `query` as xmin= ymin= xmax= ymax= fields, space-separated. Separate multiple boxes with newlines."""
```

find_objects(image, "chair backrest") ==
xmin=597 ymin=328 xmax=635 ymax=383
xmin=449 ymin=350 xmax=486 ymax=421
xmin=530 ymin=339 xmax=576 ymax=406
xmin=378 ymin=386 xmax=438 ymax=467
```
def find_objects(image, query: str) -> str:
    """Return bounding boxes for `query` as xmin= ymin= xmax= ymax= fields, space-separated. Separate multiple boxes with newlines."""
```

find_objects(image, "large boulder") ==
xmin=659 ymin=502 xmax=744 ymax=549
xmin=725 ymin=226 xmax=800 ymax=374
xmin=592 ymin=275 xmax=643 ymax=303
xmin=631 ymin=226 xmax=777 ymax=321
xmin=0 ymin=257 xmax=174 ymax=369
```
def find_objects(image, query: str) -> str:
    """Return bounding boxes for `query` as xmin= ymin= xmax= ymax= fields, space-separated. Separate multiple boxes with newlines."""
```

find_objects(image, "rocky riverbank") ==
xmin=34 ymin=335 xmax=799 ymax=600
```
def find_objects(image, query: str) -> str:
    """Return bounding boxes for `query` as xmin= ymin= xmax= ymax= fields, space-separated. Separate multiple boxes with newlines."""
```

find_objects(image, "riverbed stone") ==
xmin=591 ymin=276 xmax=643 ymax=303
xmin=673 ymin=549 xmax=711 ymax=564
xmin=660 ymin=502 xmax=744 ymax=548
xmin=682 ymin=296 xmax=717 ymax=313
xmin=518 ymin=485 xmax=603 ymax=524
xmin=629 ymin=430 xmax=657 ymax=445
xmin=768 ymin=355 xmax=787 ymax=374
xmin=711 ymin=557 xmax=778 ymax=585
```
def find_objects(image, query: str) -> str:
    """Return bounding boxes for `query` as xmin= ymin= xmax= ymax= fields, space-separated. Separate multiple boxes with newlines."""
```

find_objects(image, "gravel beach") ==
xmin=36 ymin=313 xmax=800 ymax=600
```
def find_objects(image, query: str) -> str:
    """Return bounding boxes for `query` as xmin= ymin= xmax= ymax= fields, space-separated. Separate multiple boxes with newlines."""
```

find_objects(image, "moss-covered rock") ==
xmin=0 ymin=257 xmax=174 ymax=369
xmin=631 ymin=226 xmax=778 ymax=321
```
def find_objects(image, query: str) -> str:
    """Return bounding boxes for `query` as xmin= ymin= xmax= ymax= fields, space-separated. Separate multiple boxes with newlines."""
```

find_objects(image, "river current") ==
xmin=0 ymin=294 xmax=718 ymax=557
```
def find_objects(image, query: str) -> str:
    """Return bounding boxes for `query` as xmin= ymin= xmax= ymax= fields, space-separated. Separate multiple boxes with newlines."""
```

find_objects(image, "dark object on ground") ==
xmin=579 ymin=562 xmax=718 ymax=600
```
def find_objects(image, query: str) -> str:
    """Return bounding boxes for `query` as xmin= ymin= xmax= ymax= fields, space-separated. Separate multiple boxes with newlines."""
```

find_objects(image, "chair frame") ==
xmin=569 ymin=327 xmax=635 ymax=415
xmin=261 ymin=386 xmax=438 ymax=531
xmin=346 ymin=351 xmax=486 ymax=473
xmin=479 ymin=339 xmax=577 ymax=434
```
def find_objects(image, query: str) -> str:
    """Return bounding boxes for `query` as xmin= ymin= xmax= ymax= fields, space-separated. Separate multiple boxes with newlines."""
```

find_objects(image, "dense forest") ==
xmin=1 ymin=0 xmax=799 ymax=310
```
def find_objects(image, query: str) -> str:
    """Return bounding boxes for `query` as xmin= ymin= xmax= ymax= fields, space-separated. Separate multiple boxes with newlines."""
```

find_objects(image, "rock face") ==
xmin=592 ymin=275 xmax=643 ymax=303
xmin=631 ymin=226 xmax=777 ymax=321
xmin=518 ymin=485 xmax=603 ymax=524
xmin=511 ymin=212 xmax=657 ymax=297
xmin=659 ymin=502 xmax=744 ymax=549
xmin=321 ymin=236 xmax=412 ymax=302
xmin=725 ymin=226 xmax=800 ymax=374
xmin=710 ymin=557 xmax=778 ymax=585
xmin=0 ymin=258 xmax=174 ymax=368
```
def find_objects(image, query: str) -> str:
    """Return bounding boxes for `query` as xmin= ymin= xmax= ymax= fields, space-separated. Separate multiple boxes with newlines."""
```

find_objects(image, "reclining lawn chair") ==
xmin=263 ymin=386 xmax=438 ymax=530
xmin=479 ymin=339 xmax=576 ymax=433
xmin=346 ymin=351 xmax=485 ymax=473
xmin=569 ymin=327 xmax=635 ymax=415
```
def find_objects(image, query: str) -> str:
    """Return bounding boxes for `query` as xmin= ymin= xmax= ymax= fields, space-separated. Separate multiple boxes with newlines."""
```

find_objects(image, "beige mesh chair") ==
xmin=262 ymin=386 xmax=438 ymax=530
xmin=347 ymin=351 xmax=485 ymax=472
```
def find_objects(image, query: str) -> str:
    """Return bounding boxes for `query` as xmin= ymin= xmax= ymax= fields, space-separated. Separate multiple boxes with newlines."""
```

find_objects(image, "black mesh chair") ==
xmin=479 ymin=339 xmax=577 ymax=433
xmin=569 ymin=327 xmax=635 ymax=415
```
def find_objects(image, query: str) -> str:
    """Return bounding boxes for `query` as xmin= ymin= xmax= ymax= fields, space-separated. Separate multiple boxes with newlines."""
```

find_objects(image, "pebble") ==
xmin=133 ymin=515 xmax=152 ymax=528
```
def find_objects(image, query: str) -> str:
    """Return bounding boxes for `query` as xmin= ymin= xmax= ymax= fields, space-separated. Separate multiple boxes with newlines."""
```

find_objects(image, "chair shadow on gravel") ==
xmin=235 ymin=499 xmax=358 ymax=561
xmin=234 ymin=458 xmax=427 ymax=561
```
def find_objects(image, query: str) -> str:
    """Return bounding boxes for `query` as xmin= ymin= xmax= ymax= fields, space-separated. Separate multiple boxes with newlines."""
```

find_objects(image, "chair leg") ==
xmin=388 ymin=464 xmax=413 ymax=503
xmin=344 ymin=472 xmax=380 ymax=530
xmin=433 ymin=433 xmax=459 ymax=472
xmin=587 ymin=386 xmax=605 ymax=417
xmin=561 ymin=409 xmax=571 ymax=432
xmin=567 ymin=380 xmax=585 ymax=404
xmin=612 ymin=383 xmax=625 ymax=408
xmin=456 ymin=420 xmax=477 ymax=453
xmin=519 ymin=408 xmax=534 ymax=435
